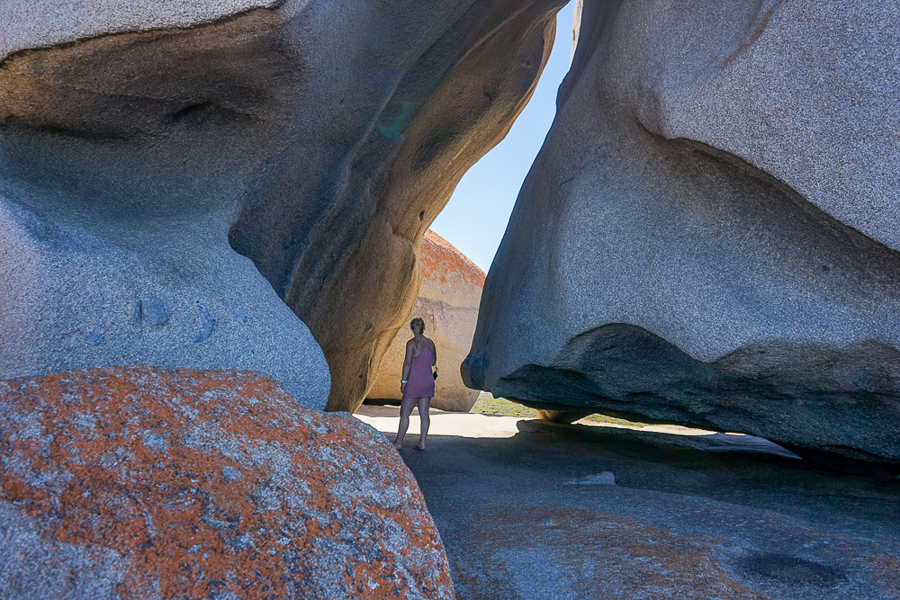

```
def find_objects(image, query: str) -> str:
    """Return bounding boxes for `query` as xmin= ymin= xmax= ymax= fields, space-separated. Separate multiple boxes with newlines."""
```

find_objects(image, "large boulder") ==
xmin=367 ymin=230 xmax=485 ymax=412
xmin=0 ymin=367 xmax=455 ymax=599
xmin=0 ymin=2 xmax=330 ymax=406
xmin=464 ymin=0 xmax=900 ymax=473
xmin=0 ymin=0 xmax=567 ymax=412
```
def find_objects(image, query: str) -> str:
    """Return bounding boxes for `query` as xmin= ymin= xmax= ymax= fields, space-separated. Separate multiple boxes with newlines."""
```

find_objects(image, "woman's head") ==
xmin=410 ymin=317 xmax=425 ymax=341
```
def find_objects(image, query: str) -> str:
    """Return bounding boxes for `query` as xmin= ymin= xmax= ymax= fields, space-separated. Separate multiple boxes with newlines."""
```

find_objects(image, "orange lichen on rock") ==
xmin=420 ymin=230 xmax=485 ymax=288
xmin=0 ymin=366 xmax=455 ymax=600
xmin=367 ymin=230 xmax=485 ymax=411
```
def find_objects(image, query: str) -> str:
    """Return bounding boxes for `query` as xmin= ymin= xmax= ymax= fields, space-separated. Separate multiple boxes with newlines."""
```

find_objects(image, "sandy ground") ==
xmin=355 ymin=406 xmax=900 ymax=600
xmin=355 ymin=406 xmax=521 ymax=440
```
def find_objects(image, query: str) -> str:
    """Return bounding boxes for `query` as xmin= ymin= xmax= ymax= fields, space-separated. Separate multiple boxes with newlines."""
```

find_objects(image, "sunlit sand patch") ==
xmin=355 ymin=400 xmax=799 ymax=459
xmin=354 ymin=405 xmax=520 ymax=439
xmin=580 ymin=420 xmax=715 ymax=436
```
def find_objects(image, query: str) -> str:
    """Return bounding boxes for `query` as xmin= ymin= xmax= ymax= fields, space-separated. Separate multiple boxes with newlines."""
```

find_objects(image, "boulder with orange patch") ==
xmin=367 ymin=231 xmax=485 ymax=412
xmin=0 ymin=366 xmax=455 ymax=600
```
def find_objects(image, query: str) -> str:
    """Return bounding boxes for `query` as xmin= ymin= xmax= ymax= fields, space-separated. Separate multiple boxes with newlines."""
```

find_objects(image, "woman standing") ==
xmin=394 ymin=317 xmax=437 ymax=450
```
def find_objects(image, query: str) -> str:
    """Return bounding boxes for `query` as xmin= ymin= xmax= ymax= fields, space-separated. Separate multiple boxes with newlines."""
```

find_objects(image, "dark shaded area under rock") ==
xmin=485 ymin=323 xmax=900 ymax=476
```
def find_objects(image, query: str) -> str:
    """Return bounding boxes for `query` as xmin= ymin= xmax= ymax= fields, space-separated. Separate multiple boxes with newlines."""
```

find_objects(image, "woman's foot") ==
xmin=414 ymin=444 xmax=425 ymax=451
xmin=393 ymin=441 xmax=403 ymax=450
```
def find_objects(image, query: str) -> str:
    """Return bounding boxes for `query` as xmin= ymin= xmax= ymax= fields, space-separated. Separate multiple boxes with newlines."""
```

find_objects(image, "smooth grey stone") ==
xmin=0 ymin=2 xmax=334 ymax=405
xmin=465 ymin=0 xmax=900 ymax=474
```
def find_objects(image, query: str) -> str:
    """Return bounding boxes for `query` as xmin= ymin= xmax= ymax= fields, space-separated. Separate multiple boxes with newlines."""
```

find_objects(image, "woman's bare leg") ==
xmin=394 ymin=395 xmax=417 ymax=449
xmin=415 ymin=397 xmax=431 ymax=450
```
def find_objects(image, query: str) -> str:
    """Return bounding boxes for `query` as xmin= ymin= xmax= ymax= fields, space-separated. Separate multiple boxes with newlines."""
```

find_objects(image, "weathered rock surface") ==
xmin=390 ymin=412 xmax=900 ymax=599
xmin=0 ymin=0 xmax=567 ymax=412
xmin=239 ymin=0 xmax=568 ymax=413
xmin=368 ymin=230 xmax=485 ymax=412
xmin=464 ymin=0 xmax=900 ymax=473
xmin=0 ymin=366 xmax=455 ymax=599
xmin=0 ymin=4 xmax=330 ymax=407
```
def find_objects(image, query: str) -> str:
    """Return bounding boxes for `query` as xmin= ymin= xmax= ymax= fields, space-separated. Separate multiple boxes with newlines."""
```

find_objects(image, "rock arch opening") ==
xmin=363 ymin=3 xmax=579 ymax=414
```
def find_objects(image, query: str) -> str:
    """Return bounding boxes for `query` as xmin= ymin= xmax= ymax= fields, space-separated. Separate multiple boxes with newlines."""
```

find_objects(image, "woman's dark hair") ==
xmin=410 ymin=317 xmax=425 ymax=343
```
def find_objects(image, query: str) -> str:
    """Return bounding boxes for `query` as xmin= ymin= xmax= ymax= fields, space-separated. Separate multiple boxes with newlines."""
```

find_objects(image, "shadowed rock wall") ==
xmin=367 ymin=230 xmax=485 ymax=412
xmin=0 ymin=0 xmax=567 ymax=411
xmin=464 ymin=0 xmax=900 ymax=473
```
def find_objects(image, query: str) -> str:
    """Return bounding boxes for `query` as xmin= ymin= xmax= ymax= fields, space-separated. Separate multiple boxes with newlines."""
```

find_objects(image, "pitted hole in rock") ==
xmin=738 ymin=553 xmax=846 ymax=587
xmin=168 ymin=102 xmax=214 ymax=124
xmin=131 ymin=296 xmax=171 ymax=326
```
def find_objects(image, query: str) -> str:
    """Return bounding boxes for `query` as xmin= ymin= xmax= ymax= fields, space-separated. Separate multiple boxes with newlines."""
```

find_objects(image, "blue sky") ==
xmin=430 ymin=3 xmax=576 ymax=272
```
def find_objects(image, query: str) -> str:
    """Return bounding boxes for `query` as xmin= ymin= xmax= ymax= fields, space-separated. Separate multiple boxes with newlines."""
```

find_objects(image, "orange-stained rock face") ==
xmin=0 ymin=366 xmax=455 ymax=600
xmin=420 ymin=230 xmax=486 ymax=291
xmin=367 ymin=231 xmax=484 ymax=412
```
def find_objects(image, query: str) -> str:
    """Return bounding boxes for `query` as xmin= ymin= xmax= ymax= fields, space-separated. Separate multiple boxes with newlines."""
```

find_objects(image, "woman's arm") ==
xmin=430 ymin=338 xmax=437 ymax=367
xmin=400 ymin=340 xmax=413 ymax=395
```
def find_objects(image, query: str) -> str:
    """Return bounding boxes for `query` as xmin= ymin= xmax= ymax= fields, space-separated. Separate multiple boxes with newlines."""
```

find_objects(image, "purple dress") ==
xmin=406 ymin=342 xmax=435 ymax=398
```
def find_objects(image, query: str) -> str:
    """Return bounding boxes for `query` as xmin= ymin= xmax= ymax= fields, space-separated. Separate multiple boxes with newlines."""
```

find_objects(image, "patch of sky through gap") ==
xmin=430 ymin=2 xmax=576 ymax=272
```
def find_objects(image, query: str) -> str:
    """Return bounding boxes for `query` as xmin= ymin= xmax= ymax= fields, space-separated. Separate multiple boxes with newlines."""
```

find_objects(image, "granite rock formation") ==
xmin=0 ymin=0 xmax=567 ymax=411
xmin=367 ymin=230 xmax=485 ymax=412
xmin=464 ymin=0 xmax=900 ymax=473
xmin=0 ymin=2 xmax=330 ymax=407
xmin=224 ymin=0 xmax=566 ymax=413
xmin=0 ymin=367 xmax=455 ymax=599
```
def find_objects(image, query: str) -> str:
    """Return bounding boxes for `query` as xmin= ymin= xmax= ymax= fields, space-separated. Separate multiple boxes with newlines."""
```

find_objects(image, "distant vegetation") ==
xmin=469 ymin=392 xmax=646 ymax=428
xmin=468 ymin=392 xmax=536 ymax=418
